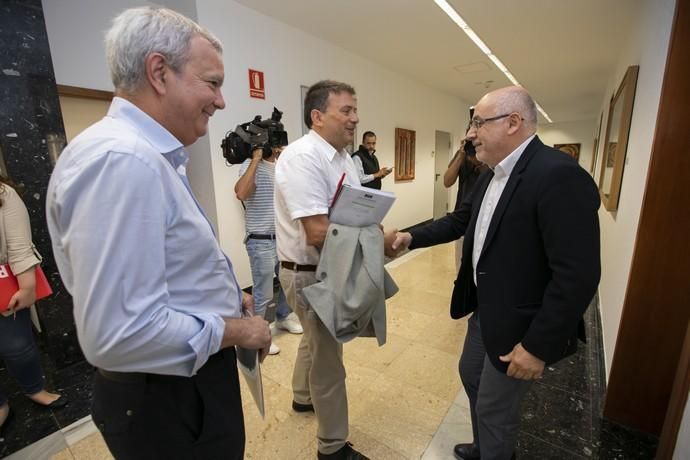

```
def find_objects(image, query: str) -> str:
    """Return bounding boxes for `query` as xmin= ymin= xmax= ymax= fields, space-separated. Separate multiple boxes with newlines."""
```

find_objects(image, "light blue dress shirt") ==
xmin=46 ymin=97 xmax=242 ymax=377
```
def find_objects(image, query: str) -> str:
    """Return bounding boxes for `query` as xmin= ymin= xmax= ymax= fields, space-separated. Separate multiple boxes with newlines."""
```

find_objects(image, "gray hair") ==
xmin=105 ymin=7 xmax=222 ymax=94
xmin=494 ymin=87 xmax=538 ymax=128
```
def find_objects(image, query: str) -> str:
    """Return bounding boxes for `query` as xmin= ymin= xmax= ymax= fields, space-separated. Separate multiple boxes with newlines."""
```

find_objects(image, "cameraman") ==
xmin=443 ymin=128 xmax=487 ymax=269
xmin=235 ymin=147 xmax=303 ymax=355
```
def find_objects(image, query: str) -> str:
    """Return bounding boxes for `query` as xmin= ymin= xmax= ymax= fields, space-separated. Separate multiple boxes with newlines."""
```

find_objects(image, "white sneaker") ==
xmin=275 ymin=313 xmax=303 ymax=334
xmin=268 ymin=343 xmax=281 ymax=355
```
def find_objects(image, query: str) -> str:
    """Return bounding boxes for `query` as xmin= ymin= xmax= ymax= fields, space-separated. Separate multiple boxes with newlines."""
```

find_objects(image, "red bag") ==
xmin=0 ymin=264 xmax=53 ymax=312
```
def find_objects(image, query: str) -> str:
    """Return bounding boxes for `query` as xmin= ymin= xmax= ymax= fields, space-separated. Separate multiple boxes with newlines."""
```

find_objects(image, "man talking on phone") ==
xmin=444 ymin=117 xmax=489 ymax=269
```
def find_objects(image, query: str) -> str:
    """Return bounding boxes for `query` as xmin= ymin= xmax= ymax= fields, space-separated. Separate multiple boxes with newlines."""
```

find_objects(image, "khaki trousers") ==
xmin=279 ymin=268 xmax=348 ymax=455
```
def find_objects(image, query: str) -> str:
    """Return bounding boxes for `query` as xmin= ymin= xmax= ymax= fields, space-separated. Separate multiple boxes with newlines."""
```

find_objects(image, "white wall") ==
xmin=594 ymin=0 xmax=676 ymax=377
xmin=197 ymin=0 xmax=467 ymax=286
xmin=674 ymin=389 xmax=690 ymax=459
xmin=537 ymin=119 xmax=597 ymax=171
xmin=42 ymin=0 xmax=198 ymax=92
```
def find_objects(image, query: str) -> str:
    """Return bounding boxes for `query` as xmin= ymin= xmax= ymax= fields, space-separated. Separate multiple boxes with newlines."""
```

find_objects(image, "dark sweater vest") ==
xmin=352 ymin=146 xmax=381 ymax=189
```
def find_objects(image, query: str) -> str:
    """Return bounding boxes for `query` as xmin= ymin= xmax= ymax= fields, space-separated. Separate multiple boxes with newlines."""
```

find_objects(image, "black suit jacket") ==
xmin=410 ymin=136 xmax=601 ymax=372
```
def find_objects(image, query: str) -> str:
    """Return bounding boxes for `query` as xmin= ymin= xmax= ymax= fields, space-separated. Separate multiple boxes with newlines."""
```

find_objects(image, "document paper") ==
xmin=329 ymin=183 xmax=396 ymax=227
xmin=235 ymin=346 xmax=265 ymax=418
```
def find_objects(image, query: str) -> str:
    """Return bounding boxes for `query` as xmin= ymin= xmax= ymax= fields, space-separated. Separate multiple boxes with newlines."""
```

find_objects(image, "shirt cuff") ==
xmin=10 ymin=259 xmax=41 ymax=277
xmin=290 ymin=207 xmax=329 ymax=220
xmin=187 ymin=313 xmax=225 ymax=375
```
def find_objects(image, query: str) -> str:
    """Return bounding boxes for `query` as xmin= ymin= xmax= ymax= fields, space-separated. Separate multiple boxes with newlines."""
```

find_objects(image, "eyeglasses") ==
xmin=469 ymin=113 xmax=511 ymax=129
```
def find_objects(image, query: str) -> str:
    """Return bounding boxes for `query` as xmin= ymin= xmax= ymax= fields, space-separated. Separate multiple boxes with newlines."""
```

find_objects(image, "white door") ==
xmin=433 ymin=130 xmax=451 ymax=220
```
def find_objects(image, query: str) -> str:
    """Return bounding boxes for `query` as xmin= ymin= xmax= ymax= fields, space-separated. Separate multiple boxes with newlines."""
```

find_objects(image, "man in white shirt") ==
xmin=275 ymin=80 xmax=369 ymax=460
xmin=385 ymin=86 xmax=600 ymax=460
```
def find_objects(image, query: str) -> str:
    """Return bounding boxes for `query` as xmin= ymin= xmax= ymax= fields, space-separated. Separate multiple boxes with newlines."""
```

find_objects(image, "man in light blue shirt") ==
xmin=46 ymin=7 xmax=269 ymax=459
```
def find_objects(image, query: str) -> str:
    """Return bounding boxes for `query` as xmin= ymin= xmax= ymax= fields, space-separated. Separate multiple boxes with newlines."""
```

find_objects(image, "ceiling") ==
xmin=233 ymin=0 xmax=642 ymax=124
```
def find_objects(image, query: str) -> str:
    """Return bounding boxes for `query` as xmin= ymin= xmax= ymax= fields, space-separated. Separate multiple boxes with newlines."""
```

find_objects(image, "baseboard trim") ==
xmin=586 ymin=293 xmax=607 ymax=418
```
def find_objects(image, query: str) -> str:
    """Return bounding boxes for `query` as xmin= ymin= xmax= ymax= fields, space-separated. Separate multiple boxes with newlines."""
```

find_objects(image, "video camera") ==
xmin=221 ymin=107 xmax=288 ymax=165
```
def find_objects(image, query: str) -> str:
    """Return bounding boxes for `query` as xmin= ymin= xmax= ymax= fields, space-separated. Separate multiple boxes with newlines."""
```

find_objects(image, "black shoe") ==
xmin=29 ymin=394 xmax=68 ymax=409
xmin=453 ymin=442 xmax=480 ymax=460
xmin=292 ymin=400 xmax=314 ymax=412
xmin=317 ymin=442 xmax=369 ymax=460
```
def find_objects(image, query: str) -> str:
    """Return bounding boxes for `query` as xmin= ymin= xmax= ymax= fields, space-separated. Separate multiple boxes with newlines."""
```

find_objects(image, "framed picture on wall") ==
xmin=591 ymin=112 xmax=604 ymax=174
xmin=394 ymin=128 xmax=415 ymax=181
xmin=598 ymin=65 xmax=639 ymax=212
xmin=554 ymin=143 xmax=581 ymax=161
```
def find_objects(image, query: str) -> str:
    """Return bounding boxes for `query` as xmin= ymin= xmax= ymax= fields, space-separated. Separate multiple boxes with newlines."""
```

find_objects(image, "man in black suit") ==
xmin=384 ymin=86 xmax=600 ymax=460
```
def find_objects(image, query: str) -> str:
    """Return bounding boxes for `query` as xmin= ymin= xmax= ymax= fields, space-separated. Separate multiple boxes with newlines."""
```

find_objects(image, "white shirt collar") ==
xmin=493 ymin=134 xmax=535 ymax=179
xmin=308 ymin=129 xmax=349 ymax=162
xmin=108 ymin=97 xmax=183 ymax=155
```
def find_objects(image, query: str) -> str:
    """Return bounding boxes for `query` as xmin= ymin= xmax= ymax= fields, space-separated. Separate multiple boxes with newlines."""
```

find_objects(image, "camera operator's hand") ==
xmin=235 ymin=149 xmax=264 ymax=201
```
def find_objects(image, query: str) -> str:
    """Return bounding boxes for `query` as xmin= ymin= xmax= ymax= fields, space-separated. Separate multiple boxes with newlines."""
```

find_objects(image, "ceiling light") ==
xmin=434 ymin=0 xmax=553 ymax=123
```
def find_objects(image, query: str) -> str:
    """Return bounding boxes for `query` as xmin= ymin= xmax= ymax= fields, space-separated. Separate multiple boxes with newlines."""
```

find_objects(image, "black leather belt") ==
xmin=97 ymin=350 xmax=231 ymax=384
xmin=280 ymin=261 xmax=317 ymax=272
xmin=98 ymin=368 xmax=150 ymax=384
xmin=248 ymin=234 xmax=276 ymax=240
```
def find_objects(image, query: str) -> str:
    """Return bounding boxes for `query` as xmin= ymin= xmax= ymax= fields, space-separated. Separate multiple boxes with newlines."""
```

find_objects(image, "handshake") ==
xmin=383 ymin=229 xmax=413 ymax=258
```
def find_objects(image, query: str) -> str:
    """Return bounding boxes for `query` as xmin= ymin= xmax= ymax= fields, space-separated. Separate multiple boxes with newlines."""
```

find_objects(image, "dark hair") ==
xmin=362 ymin=131 xmax=376 ymax=142
xmin=303 ymin=80 xmax=356 ymax=129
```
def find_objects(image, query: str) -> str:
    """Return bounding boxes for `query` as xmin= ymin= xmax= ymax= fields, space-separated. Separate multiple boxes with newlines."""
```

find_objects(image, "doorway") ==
xmin=433 ymin=130 xmax=452 ymax=220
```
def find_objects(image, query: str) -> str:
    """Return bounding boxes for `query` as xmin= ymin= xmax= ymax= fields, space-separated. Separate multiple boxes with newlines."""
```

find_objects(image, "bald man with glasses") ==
xmin=385 ymin=86 xmax=600 ymax=459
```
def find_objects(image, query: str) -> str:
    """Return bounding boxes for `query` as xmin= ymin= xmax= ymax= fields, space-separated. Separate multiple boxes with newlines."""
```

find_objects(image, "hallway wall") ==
xmin=594 ymin=0 xmax=676 ymax=376
xmin=676 ymin=390 xmax=690 ymax=459
xmin=537 ymin=119 xmax=597 ymax=171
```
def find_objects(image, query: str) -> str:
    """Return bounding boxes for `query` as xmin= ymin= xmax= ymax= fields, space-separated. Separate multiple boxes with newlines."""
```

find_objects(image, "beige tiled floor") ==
xmin=45 ymin=243 xmax=471 ymax=460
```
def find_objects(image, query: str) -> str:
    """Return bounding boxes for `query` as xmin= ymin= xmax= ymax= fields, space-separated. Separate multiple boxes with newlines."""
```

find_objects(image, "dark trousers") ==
xmin=0 ymin=309 xmax=44 ymax=405
xmin=92 ymin=348 xmax=245 ymax=460
xmin=459 ymin=312 xmax=532 ymax=460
